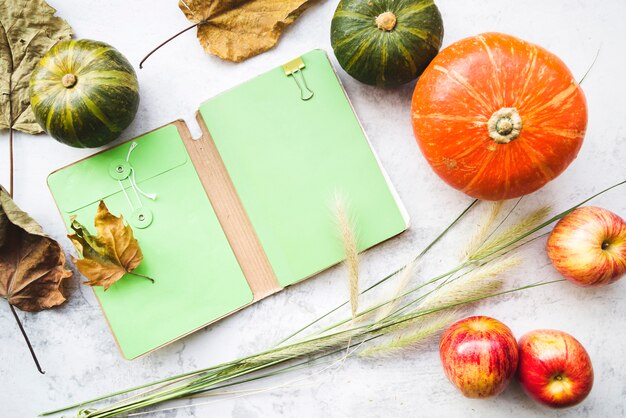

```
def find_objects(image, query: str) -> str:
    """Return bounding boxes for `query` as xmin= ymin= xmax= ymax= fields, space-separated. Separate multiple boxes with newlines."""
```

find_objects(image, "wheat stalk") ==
xmin=373 ymin=259 xmax=418 ymax=321
xmin=274 ymin=200 xmax=479 ymax=347
xmin=463 ymin=200 xmax=504 ymax=260
xmin=419 ymin=257 xmax=522 ymax=311
xmin=42 ymin=180 xmax=626 ymax=418
xmin=468 ymin=206 xmax=551 ymax=261
xmin=359 ymin=310 xmax=458 ymax=358
xmin=334 ymin=196 xmax=360 ymax=318
xmin=241 ymin=329 xmax=359 ymax=367
xmin=55 ymin=273 xmax=553 ymax=418
xmin=359 ymin=250 xmax=522 ymax=358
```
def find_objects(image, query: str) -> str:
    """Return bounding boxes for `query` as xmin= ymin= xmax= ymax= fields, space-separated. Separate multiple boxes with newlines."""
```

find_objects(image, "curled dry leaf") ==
xmin=178 ymin=0 xmax=314 ymax=62
xmin=0 ymin=186 xmax=71 ymax=312
xmin=68 ymin=201 xmax=151 ymax=291
xmin=0 ymin=0 xmax=72 ymax=134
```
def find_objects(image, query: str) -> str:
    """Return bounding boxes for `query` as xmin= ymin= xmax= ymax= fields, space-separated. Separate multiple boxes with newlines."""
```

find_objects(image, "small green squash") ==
xmin=331 ymin=0 xmax=444 ymax=87
xmin=29 ymin=39 xmax=139 ymax=148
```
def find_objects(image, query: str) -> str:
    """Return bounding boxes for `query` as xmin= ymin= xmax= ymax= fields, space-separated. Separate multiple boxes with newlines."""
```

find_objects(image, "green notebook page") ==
xmin=199 ymin=49 xmax=408 ymax=287
xmin=48 ymin=125 xmax=253 ymax=359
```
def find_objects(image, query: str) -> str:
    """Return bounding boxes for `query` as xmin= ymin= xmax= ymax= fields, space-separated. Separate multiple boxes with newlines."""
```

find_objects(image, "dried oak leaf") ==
xmin=68 ymin=201 xmax=150 ymax=291
xmin=179 ymin=0 xmax=314 ymax=62
xmin=0 ymin=0 xmax=72 ymax=134
xmin=0 ymin=186 xmax=72 ymax=312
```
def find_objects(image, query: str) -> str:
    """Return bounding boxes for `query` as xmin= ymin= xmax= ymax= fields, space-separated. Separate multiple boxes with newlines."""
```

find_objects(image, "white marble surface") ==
xmin=2 ymin=1 xmax=626 ymax=417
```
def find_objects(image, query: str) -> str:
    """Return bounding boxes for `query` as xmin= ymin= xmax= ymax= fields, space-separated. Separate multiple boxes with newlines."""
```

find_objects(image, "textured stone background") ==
xmin=1 ymin=1 xmax=624 ymax=417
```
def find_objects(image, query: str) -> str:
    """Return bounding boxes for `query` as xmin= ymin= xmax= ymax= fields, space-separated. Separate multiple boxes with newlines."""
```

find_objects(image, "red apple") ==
xmin=547 ymin=206 xmax=626 ymax=286
xmin=439 ymin=316 xmax=518 ymax=398
xmin=518 ymin=329 xmax=593 ymax=408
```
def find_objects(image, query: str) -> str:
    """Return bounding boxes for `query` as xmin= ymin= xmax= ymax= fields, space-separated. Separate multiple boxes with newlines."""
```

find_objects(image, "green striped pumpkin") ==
xmin=331 ymin=0 xmax=444 ymax=87
xmin=29 ymin=39 xmax=139 ymax=148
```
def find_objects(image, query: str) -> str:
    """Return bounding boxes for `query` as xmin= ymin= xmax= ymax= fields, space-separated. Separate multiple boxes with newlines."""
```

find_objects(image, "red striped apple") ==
xmin=518 ymin=329 xmax=593 ymax=408
xmin=547 ymin=206 xmax=626 ymax=286
xmin=439 ymin=316 xmax=518 ymax=398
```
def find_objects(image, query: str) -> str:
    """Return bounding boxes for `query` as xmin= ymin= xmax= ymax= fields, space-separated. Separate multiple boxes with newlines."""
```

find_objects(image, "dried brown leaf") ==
xmin=0 ymin=0 xmax=72 ymax=134
xmin=178 ymin=0 xmax=314 ymax=62
xmin=68 ymin=201 xmax=149 ymax=290
xmin=0 ymin=186 xmax=72 ymax=312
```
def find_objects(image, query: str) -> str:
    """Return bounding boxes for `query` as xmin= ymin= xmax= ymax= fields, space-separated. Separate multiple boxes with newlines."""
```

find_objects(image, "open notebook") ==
xmin=48 ymin=49 xmax=409 ymax=359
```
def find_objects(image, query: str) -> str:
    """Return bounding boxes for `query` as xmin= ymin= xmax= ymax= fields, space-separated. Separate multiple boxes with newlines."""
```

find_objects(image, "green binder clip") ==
xmin=282 ymin=57 xmax=314 ymax=101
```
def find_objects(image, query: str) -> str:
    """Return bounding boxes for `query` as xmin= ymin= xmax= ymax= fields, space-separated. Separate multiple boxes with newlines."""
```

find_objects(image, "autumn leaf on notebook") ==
xmin=68 ymin=200 xmax=153 ymax=290
xmin=47 ymin=50 xmax=408 ymax=359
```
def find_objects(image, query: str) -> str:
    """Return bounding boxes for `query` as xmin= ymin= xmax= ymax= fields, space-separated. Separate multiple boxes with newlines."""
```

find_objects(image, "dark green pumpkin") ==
xmin=331 ymin=0 xmax=444 ymax=87
xmin=29 ymin=39 xmax=139 ymax=148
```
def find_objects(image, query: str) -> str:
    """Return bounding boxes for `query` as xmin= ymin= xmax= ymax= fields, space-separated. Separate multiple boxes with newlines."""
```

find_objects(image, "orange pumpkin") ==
xmin=411 ymin=33 xmax=587 ymax=201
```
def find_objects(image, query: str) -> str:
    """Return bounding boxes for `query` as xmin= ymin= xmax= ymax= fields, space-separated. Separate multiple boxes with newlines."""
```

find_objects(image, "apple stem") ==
xmin=601 ymin=241 xmax=610 ymax=250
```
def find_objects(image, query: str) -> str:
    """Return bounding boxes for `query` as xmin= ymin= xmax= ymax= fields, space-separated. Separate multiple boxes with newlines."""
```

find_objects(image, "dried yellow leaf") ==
xmin=178 ymin=0 xmax=315 ymax=62
xmin=68 ymin=201 xmax=151 ymax=291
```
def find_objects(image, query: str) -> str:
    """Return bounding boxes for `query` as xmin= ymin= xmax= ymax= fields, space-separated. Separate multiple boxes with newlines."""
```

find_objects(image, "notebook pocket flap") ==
xmin=48 ymin=124 xmax=188 ymax=214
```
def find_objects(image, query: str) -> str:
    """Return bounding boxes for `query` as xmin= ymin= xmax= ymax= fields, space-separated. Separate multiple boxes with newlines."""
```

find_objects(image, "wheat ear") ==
xmin=359 ymin=310 xmax=458 ymax=358
xmin=463 ymin=200 xmax=504 ymax=260
xmin=469 ymin=206 xmax=551 ymax=261
xmin=419 ymin=257 xmax=522 ymax=312
xmin=334 ymin=196 xmax=360 ymax=319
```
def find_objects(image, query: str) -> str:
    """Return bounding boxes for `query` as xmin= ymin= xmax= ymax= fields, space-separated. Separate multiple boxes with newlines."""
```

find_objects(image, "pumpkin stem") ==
xmin=61 ymin=73 xmax=77 ymax=88
xmin=375 ymin=12 xmax=397 ymax=31
xmin=488 ymin=108 xmax=523 ymax=144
